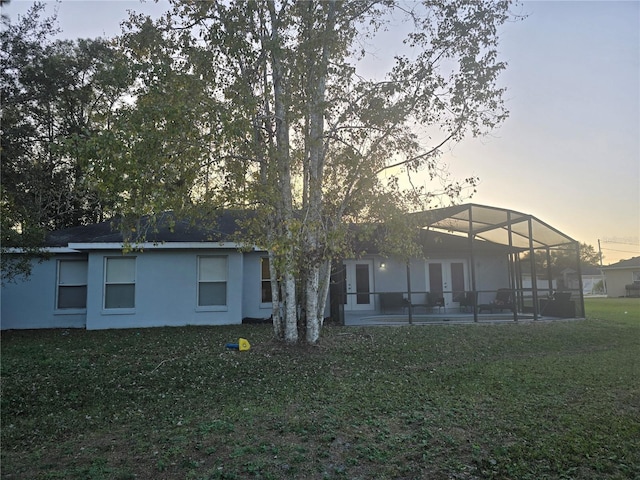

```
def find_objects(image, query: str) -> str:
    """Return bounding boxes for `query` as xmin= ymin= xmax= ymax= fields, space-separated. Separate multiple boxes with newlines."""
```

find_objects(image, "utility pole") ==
xmin=598 ymin=239 xmax=603 ymax=267
xmin=597 ymin=239 xmax=607 ymax=295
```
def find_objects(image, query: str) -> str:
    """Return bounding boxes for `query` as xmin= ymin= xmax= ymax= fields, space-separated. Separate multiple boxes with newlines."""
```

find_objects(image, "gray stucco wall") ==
xmin=472 ymin=253 xmax=511 ymax=304
xmin=604 ymin=268 xmax=639 ymax=297
xmin=241 ymin=251 xmax=273 ymax=320
xmin=375 ymin=254 xmax=509 ymax=297
xmin=85 ymin=249 xmax=244 ymax=330
xmin=2 ymin=248 xmax=513 ymax=330
xmin=1 ymin=249 xmax=247 ymax=330
xmin=1 ymin=255 xmax=88 ymax=330
xmin=370 ymin=252 xmax=510 ymax=308
xmin=374 ymin=257 xmax=427 ymax=294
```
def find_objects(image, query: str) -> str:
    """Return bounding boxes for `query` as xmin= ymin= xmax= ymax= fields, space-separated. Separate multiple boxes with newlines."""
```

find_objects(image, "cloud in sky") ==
xmin=4 ymin=0 xmax=639 ymax=263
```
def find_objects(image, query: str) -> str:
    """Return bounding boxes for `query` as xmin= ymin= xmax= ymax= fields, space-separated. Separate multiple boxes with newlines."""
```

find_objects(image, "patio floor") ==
xmin=344 ymin=311 xmax=581 ymax=326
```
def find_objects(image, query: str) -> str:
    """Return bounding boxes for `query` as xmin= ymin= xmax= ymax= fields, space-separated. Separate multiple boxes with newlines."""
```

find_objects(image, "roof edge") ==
xmin=68 ymin=242 xmax=251 ymax=251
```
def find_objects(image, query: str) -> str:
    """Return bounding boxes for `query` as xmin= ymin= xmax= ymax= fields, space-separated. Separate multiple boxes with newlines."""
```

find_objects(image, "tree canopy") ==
xmin=1 ymin=3 xmax=131 ymax=282
xmin=140 ymin=0 xmax=515 ymax=343
xmin=521 ymin=242 xmax=603 ymax=278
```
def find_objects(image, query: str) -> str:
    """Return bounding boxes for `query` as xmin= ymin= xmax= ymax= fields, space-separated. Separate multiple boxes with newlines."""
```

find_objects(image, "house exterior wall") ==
xmin=374 ymin=257 xmax=403 ymax=294
xmin=368 ymin=251 xmax=510 ymax=309
xmin=1 ymin=244 xmax=515 ymax=330
xmin=472 ymin=253 xmax=510 ymax=304
xmin=603 ymin=268 xmax=640 ymax=297
xmin=1 ymin=254 xmax=88 ymax=330
xmin=85 ymin=249 xmax=244 ymax=330
xmin=241 ymin=251 xmax=274 ymax=320
xmin=1 ymin=249 xmax=247 ymax=330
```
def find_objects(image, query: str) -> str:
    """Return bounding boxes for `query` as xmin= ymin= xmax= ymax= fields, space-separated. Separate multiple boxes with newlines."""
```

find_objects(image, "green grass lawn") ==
xmin=2 ymin=298 xmax=639 ymax=479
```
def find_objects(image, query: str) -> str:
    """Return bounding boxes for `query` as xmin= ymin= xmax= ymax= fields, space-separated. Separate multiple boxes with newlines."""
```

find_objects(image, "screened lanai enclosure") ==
xmin=330 ymin=204 xmax=585 ymax=324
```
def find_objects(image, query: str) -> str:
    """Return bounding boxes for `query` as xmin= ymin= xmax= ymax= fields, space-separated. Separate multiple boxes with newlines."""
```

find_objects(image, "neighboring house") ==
xmin=1 ymin=204 xmax=585 ymax=330
xmin=600 ymin=257 xmax=640 ymax=297
xmin=578 ymin=265 xmax=606 ymax=296
xmin=519 ymin=274 xmax=556 ymax=295
xmin=554 ymin=265 xmax=605 ymax=296
xmin=519 ymin=265 xmax=604 ymax=307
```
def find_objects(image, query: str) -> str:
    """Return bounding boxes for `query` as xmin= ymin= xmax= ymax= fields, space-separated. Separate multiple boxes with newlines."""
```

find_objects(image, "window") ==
xmin=633 ymin=271 xmax=640 ymax=282
xmin=105 ymin=257 xmax=136 ymax=309
xmin=261 ymin=257 xmax=272 ymax=303
xmin=198 ymin=256 xmax=227 ymax=306
xmin=57 ymin=260 xmax=87 ymax=309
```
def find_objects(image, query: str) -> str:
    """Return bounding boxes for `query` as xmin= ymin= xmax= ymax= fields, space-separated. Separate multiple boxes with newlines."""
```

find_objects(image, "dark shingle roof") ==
xmin=45 ymin=209 xmax=515 ymax=253
xmin=45 ymin=211 xmax=245 ymax=247
xmin=43 ymin=205 xmax=572 ymax=256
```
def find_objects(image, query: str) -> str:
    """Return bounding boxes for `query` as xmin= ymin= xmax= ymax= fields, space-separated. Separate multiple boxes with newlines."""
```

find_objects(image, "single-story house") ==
xmin=600 ymin=256 xmax=640 ymax=297
xmin=556 ymin=265 xmax=606 ymax=296
xmin=0 ymin=204 xmax=585 ymax=330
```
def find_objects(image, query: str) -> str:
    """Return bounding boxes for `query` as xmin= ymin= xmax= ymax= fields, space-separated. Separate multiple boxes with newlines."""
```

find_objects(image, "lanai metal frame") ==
xmin=412 ymin=204 xmax=584 ymax=322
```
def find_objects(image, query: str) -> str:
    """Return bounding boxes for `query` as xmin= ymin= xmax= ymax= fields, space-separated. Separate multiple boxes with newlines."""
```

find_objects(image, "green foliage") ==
xmin=1 ymin=4 xmax=128 ymax=231
xmin=0 ymin=184 xmax=48 ymax=284
xmin=580 ymin=242 xmax=603 ymax=266
xmin=2 ymin=298 xmax=638 ymax=479
xmin=522 ymin=242 xmax=603 ymax=278
xmin=84 ymin=17 xmax=225 ymax=230
xmin=0 ymin=3 xmax=131 ymax=280
xmin=128 ymin=0 xmax=516 ymax=342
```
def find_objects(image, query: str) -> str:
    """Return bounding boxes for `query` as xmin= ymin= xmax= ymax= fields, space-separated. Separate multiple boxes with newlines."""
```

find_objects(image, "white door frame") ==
xmin=425 ymin=259 xmax=468 ymax=309
xmin=343 ymin=259 xmax=375 ymax=311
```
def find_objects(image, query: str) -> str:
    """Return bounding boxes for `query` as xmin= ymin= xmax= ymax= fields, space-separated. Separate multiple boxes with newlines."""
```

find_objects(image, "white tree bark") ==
xmin=317 ymin=259 xmax=332 ymax=326
xmin=268 ymin=1 xmax=298 ymax=343
xmin=302 ymin=0 xmax=336 ymax=344
xmin=268 ymin=251 xmax=283 ymax=339
xmin=305 ymin=264 xmax=320 ymax=344
xmin=283 ymin=270 xmax=298 ymax=343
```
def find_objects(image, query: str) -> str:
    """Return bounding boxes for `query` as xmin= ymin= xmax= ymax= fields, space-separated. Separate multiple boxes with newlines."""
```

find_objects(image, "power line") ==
xmin=601 ymin=247 xmax=640 ymax=254
xmin=601 ymin=240 xmax=640 ymax=246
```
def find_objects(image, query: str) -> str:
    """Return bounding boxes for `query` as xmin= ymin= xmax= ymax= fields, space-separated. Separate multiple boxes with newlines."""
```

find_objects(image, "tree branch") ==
xmin=373 ymin=125 xmax=461 ymax=176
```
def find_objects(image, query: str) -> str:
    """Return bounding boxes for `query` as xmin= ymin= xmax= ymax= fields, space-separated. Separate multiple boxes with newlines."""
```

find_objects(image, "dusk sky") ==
xmin=3 ymin=0 xmax=639 ymax=264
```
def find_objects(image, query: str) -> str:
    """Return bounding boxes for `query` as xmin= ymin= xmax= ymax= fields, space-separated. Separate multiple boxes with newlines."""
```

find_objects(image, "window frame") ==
xmin=197 ymin=255 xmax=228 ymax=310
xmin=261 ymin=256 xmax=273 ymax=305
xmin=103 ymin=256 xmax=136 ymax=312
xmin=55 ymin=259 xmax=88 ymax=311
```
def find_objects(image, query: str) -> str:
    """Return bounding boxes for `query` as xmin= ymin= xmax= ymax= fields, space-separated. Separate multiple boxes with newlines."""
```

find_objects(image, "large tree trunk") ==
xmin=302 ymin=0 xmax=336 ymax=344
xmin=305 ymin=259 xmax=332 ymax=344
xmin=305 ymin=264 xmax=321 ymax=344
xmin=317 ymin=259 xmax=332 ymax=325
xmin=268 ymin=251 xmax=284 ymax=340
xmin=282 ymin=270 xmax=298 ymax=343
xmin=269 ymin=1 xmax=298 ymax=344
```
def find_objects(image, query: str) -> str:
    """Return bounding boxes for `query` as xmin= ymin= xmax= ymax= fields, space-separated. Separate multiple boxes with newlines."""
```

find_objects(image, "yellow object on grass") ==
xmin=238 ymin=338 xmax=251 ymax=351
